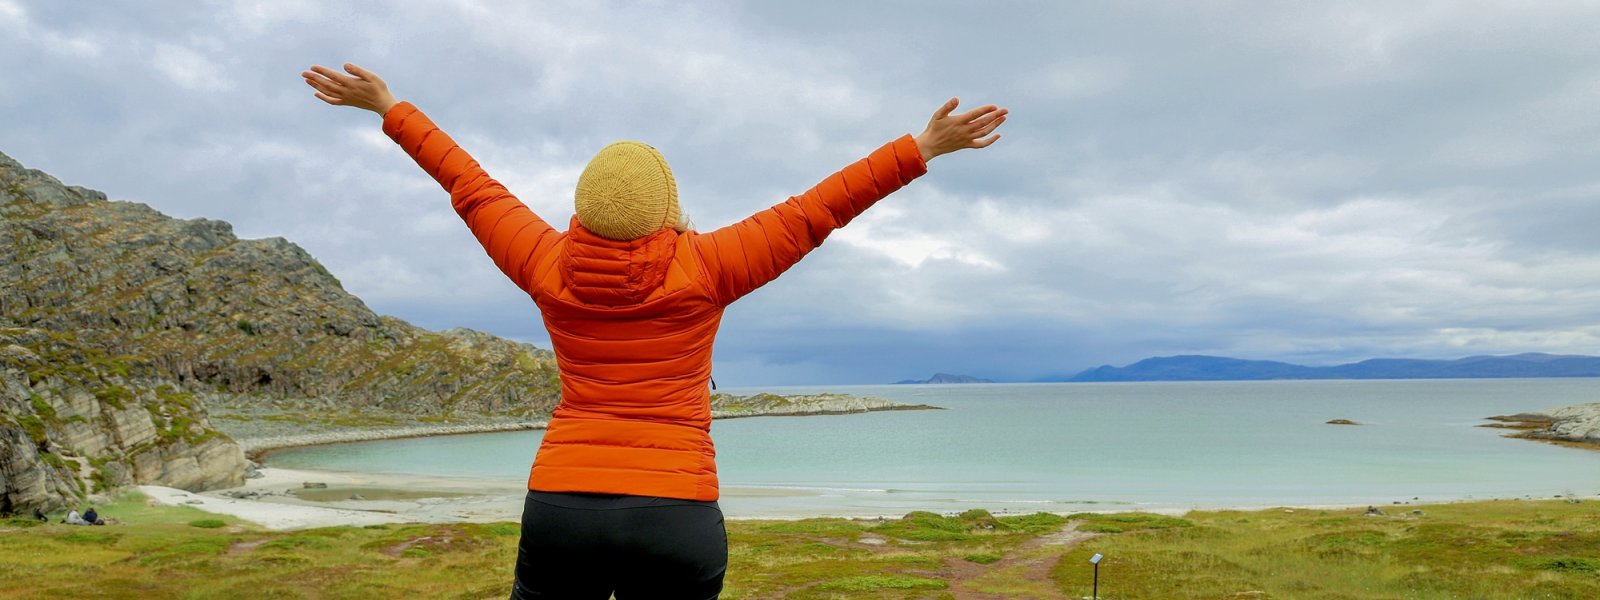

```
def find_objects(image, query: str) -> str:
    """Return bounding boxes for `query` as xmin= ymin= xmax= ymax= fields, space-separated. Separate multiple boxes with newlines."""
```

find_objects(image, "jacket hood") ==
xmin=560 ymin=216 xmax=678 ymax=306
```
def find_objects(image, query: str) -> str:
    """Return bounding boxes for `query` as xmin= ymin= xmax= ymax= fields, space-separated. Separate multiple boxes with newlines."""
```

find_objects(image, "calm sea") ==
xmin=264 ymin=379 xmax=1600 ymax=517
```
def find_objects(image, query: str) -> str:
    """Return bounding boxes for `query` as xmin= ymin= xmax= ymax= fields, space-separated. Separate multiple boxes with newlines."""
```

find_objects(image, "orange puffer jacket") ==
xmin=383 ymin=102 xmax=927 ymax=501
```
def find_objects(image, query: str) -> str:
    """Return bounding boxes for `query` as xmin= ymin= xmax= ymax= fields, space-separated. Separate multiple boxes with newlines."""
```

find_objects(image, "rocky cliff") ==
xmin=1 ymin=328 xmax=245 ymax=514
xmin=1 ymin=150 xmax=561 ymax=513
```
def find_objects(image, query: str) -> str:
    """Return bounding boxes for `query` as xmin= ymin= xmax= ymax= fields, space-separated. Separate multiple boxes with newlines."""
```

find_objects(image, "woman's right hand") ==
xmin=303 ymin=63 xmax=399 ymax=116
xmin=914 ymin=98 xmax=1008 ymax=163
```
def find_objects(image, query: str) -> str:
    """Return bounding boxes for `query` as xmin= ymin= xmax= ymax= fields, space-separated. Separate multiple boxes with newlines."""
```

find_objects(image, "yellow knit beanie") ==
xmin=574 ymin=141 xmax=679 ymax=241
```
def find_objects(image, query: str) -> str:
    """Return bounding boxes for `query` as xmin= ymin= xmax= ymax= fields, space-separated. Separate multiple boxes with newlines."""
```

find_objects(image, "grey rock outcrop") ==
xmin=1528 ymin=403 xmax=1600 ymax=445
xmin=1 ymin=328 xmax=246 ymax=513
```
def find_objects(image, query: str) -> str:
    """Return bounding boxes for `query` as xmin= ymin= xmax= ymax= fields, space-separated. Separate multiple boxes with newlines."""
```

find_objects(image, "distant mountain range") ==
xmin=1065 ymin=353 xmax=1600 ymax=382
xmin=894 ymin=373 xmax=995 ymax=385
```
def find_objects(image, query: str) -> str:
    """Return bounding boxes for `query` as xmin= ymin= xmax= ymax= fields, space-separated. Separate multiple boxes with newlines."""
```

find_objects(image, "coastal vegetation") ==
xmin=3 ymin=493 xmax=1595 ymax=599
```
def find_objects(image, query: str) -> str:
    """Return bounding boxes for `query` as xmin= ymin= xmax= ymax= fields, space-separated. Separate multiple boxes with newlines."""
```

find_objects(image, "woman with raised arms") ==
xmin=304 ymin=62 xmax=1006 ymax=599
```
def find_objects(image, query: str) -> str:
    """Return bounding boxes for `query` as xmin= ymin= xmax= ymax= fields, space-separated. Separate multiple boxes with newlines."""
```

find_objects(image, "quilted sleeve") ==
xmin=690 ymin=134 xmax=928 ymax=305
xmin=382 ymin=102 xmax=562 ymax=293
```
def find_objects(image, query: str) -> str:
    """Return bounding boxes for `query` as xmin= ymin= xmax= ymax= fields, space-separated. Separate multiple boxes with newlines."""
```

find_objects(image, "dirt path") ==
xmin=945 ymin=521 xmax=1101 ymax=600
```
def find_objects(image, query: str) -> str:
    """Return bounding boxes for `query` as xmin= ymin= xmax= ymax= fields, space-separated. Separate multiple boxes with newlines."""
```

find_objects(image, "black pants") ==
xmin=509 ymin=490 xmax=727 ymax=599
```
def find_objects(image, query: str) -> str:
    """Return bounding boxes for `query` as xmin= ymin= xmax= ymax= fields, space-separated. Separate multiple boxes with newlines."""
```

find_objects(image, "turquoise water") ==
xmin=264 ymin=380 xmax=1600 ymax=517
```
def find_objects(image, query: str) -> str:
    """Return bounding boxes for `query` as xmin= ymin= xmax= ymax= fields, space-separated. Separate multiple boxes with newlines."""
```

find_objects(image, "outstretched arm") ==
xmin=303 ymin=63 xmax=560 ymax=294
xmin=693 ymin=98 xmax=1008 ymax=305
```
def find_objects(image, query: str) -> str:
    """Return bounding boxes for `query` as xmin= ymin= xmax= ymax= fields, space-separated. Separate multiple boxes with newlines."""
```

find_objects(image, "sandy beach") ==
xmin=142 ymin=466 xmax=971 ymax=530
xmin=142 ymin=467 xmax=530 ymax=529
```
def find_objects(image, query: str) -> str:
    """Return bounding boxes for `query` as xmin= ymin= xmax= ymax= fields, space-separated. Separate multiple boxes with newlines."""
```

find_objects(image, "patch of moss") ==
xmin=999 ymin=512 xmax=1070 ymax=534
xmin=188 ymin=519 xmax=226 ymax=529
xmin=29 ymin=393 xmax=56 ymax=420
xmin=94 ymin=385 xmax=131 ymax=410
xmin=17 ymin=415 xmax=48 ymax=445
xmin=90 ymin=466 xmax=116 ymax=494
xmin=2 ymin=516 xmax=47 ymax=529
xmin=816 ymin=574 xmax=947 ymax=592
xmin=136 ymin=538 xmax=230 ymax=567
xmin=475 ymin=523 xmax=521 ymax=537
xmin=95 ymin=359 xmax=131 ymax=378
xmin=758 ymin=518 xmax=865 ymax=537
xmin=154 ymin=385 xmax=196 ymax=410
xmin=871 ymin=511 xmax=977 ymax=542
xmin=159 ymin=415 xmax=194 ymax=442
xmin=259 ymin=535 xmax=333 ymax=551
xmin=1070 ymin=512 xmax=1193 ymax=533
xmin=1302 ymin=529 xmax=1388 ymax=558
xmin=38 ymin=451 xmax=67 ymax=469
xmin=1520 ymin=556 xmax=1599 ymax=573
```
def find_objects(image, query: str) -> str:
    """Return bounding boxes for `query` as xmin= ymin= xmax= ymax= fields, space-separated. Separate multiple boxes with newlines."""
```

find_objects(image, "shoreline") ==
xmin=228 ymin=396 xmax=942 ymax=458
xmin=152 ymin=465 xmax=1598 ymax=531
xmin=239 ymin=420 xmax=549 ymax=459
xmin=708 ymin=403 xmax=942 ymax=420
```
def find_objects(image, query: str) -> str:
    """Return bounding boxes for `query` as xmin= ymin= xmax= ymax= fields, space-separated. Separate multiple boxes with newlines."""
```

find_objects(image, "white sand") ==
xmin=140 ymin=485 xmax=404 ymax=530
xmin=141 ymin=467 xmax=528 ymax=530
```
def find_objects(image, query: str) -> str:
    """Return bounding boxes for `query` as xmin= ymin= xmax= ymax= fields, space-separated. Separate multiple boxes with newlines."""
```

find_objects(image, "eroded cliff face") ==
xmin=0 ymin=150 xmax=561 ymax=512
xmin=0 ymin=328 xmax=246 ymax=513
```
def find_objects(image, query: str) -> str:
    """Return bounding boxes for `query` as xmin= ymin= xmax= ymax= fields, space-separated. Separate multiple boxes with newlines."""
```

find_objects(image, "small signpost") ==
xmin=1089 ymin=553 xmax=1104 ymax=599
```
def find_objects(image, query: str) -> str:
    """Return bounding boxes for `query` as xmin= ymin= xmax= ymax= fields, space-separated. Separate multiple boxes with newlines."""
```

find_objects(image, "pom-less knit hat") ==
xmin=574 ymin=141 xmax=679 ymax=241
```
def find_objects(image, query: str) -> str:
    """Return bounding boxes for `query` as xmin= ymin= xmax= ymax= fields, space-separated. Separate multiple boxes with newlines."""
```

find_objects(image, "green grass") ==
xmin=2 ymin=496 xmax=1596 ymax=599
xmin=1052 ymin=501 xmax=1600 ymax=599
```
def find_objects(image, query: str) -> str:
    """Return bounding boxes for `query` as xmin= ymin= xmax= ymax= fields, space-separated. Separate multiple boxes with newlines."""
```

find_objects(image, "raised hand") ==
xmin=302 ymin=63 xmax=398 ymax=116
xmin=914 ymin=98 xmax=1008 ymax=162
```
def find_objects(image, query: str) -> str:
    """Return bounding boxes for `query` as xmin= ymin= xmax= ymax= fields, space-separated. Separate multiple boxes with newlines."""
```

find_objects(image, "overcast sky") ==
xmin=5 ymin=1 xmax=1600 ymax=385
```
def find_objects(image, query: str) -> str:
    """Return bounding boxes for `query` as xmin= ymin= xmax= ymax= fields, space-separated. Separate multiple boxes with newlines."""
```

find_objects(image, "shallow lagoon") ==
xmin=266 ymin=379 xmax=1600 ymax=517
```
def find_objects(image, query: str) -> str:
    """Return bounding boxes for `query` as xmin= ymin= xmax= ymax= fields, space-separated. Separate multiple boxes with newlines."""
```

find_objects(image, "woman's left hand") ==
xmin=303 ymin=63 xmax=398 ymax=116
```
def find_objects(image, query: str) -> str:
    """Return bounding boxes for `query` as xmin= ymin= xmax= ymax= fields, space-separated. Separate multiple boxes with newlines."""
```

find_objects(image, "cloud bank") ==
xmin=5 ymin=1 xmax=1600 ymax=384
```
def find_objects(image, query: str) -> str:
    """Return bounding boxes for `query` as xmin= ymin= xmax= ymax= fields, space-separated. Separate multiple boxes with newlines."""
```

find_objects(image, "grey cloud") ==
xmin=4 ymin=0 xmax=1599 ymax=384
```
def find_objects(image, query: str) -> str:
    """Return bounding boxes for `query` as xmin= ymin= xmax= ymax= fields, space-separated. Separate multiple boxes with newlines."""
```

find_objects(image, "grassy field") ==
xmin=2 ymin=494 xmax=1596 ymax=599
